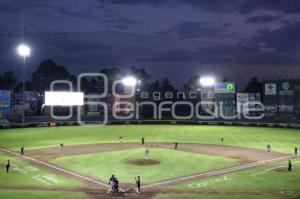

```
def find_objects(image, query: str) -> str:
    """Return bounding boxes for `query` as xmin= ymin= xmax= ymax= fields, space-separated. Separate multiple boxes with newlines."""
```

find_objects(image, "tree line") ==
xmin=0 ymin=59 xmax=263 ymax=94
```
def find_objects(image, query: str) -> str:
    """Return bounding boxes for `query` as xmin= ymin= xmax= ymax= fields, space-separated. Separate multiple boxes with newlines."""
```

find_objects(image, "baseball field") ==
xmin=0 ymin=125 xmax=299 ymax=199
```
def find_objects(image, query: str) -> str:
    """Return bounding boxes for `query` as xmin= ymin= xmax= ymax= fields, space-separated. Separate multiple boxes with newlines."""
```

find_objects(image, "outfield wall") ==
xmin=1 ymin=118 xmax=300 ymax=129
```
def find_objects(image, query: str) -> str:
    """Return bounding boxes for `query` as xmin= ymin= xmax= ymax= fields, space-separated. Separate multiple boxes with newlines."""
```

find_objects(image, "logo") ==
xmin=282 ymin=82 xmax=290 ymax=91
xmin=214 ymin=83 xmax=235 ymax=93
xmin=265 ymin=83 xmax=276 ymax=95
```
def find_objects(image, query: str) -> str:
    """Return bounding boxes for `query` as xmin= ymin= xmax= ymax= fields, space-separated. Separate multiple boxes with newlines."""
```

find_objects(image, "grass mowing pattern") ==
xmin=52 ymin=148 xmax=237 ymax=184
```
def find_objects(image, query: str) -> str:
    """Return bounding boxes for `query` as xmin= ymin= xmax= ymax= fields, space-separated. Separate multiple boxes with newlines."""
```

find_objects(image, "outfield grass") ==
xmin=0 ymin=125 xmax=299 ymax=199
xmin=172 ymin=158 xmax=300 ymax=191
xmin=0 ymin=190 xmax=88 ymax=199
xmin=0 ymin=152 xmax=85 ymax=188
xmin=153 ymin=193 xmax=294 ymax=199
xmin=0 ymin=125 xmax=299 ymax=153
xmin=51 ymin=148 xmax=237 ymax=184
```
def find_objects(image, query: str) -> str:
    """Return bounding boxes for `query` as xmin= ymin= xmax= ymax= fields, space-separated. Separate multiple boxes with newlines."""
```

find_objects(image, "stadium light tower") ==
xmin=17 ymin=43 xmax=31 ymax=123
xmin=122 ymin=76 xmax=138 ymax=87
xmin=199 ymin=76 xmax=216 ymax=87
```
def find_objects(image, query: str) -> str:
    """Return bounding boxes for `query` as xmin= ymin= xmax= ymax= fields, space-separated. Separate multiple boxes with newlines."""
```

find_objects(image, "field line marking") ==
xmin=142 ymin=154 xmax=294 ymax=189
xmin=0 ymin=147 xmax=110 ymax=188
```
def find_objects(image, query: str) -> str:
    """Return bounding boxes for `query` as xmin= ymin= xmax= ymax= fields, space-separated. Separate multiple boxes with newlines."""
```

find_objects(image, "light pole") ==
xmin=17 ymin=44 xmax=31 ymax=123
xmin=121 ymin=76 xmax=138 ymax=118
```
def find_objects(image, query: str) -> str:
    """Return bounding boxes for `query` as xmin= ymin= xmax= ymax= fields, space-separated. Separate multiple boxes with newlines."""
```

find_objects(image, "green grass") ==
xmin=0 ymin=125 xmax=299 ymax=153
xmin=172 ymin=158 xmax=300 ymax=191
xmin=153 ymin=193 xmax=294 ymax=199
xmin=0 ymin=190 xmax=88 ymax=199
xmin=52 ymin=148 xmax=237 ymax=184
xmin=0 ymin=152 xmax=85 ymax=188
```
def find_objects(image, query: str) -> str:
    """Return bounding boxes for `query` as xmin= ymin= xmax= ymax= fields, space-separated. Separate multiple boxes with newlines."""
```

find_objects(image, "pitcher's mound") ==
xmin=127 ymin=159 xmax=161 ymax=166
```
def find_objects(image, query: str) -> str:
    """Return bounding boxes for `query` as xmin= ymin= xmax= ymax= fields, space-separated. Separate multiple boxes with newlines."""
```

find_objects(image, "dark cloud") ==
xmin=0 ymin=0 xmax=101 ymax=19
xmin=249 ymin=21 xmax=300 ymax=52
xmin=160 ymin=21 xmax=233 ymax=40
xmin=109 ymin=0 xmax=241 ymax=13
xmin=245 ymin=15 xmax=281 ymax=24
xmin=149 ymin=42 xmax=297 ymax=66
xmin=107 ymin=0 xmax=168 ymax=6
xmin=239 ymin=0 xmax=300 ymax=14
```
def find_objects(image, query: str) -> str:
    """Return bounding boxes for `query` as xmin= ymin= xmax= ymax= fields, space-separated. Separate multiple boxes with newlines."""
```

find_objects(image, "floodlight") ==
xmin=199 ymin=76 xmax=215 ymax=87
xmin=122 ymin=76 xmax=137 ymax=86
xmin=17 ymin=44 xmax=31 ymax=57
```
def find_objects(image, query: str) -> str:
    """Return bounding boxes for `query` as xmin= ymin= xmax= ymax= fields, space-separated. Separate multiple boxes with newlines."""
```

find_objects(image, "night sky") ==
xmin=1 ymin=0 xmax=300 ymax=88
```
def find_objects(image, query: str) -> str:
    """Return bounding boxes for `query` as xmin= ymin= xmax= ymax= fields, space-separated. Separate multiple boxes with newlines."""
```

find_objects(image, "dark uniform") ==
xmin=135 ymin=176 xmax=141 ymax=193
xmin=108 ymin=175 xmax=115 ymax=193
xmin=5 ymin=160 xmax=10 ymax=173
xmin=288 ymin=160 xmax=292 ymax=172
xmin=113 ymin=178 xmax=119 ymax=193
xmin=20 ymin=146 xmax=24 ymax=156
xmin=141 ymin=137 xmax=145 ymax=145
xmin=174 ymin=142 xmax=178 ymax=150
xmin=295 ymin=147 xmax=298 ymax=156
xmin=221 ymin=137 xmax=224 ymax=143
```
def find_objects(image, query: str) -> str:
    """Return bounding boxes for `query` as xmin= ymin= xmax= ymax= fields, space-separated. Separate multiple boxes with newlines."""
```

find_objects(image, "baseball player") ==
xmin=108 ymin=174 xmax=115 ymax=193
xmin=20 ymin=146 xmax=24 ymax=156
xmin=174 ymin=142 xmax=178 ymax=150
xmin=295 ymin=147 xmax=298 ymax=156
xmin=144 ymin=148 xmax=149 ymax=159
xmin=113 ymin=178 xmax=119 ymax=194
xmin=288 ymin=160 xmax=292 ymax=172
xmin=59 ymin=143 xmax=64 ymax=150
xmin=5 ymin=160 xmax=10 ymax=173
xmin=135 ymin=176 xmax=141 ymax=193
xmin=221 ymin=137 xmax=224 ymax=143
xmin=141 ymin=137 xmax=145 ymax=145
xmin=267 ymin=144 xmax=271 ymax=152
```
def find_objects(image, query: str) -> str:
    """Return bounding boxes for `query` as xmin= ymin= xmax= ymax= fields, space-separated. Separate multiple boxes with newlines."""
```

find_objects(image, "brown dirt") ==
xmin=127 ymin=159 xmax=161 ymax=166
xmin=0 ymin=186 xmax=296 ymax=199
xmin=25 ymin=142 xmax=286 ymax=163
xmin=274 ymin=167 xmax=287 ymax=172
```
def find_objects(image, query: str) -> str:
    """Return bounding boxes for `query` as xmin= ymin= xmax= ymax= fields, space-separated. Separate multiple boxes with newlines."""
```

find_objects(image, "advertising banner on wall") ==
xmin=278 ymin=81 xmax=294 ymax=113
xmin=214 ymin=82 xmax=235 ymax=94
xmin=237 ymin=93 xmax=248 ymax=115
xmin=263 ymin=80 xmax=296 ymax=117
xmin=265 ymin=83 xmax=276 ymax=95
xmin=294 ymin=83 xmax=300 ymax=116
xmin=112 ymin=85 xmax=136 ymax=116
xmin=13 ymin=91 xmax=41 ymax=115
xmin=0 ymin=90 xmax=11 ymax=117
xmin=237 ymin=93 xmax=261 ymax=116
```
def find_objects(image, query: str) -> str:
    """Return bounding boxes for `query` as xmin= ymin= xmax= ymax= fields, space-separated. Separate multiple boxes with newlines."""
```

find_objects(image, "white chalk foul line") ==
xmin=142 ymin=154 xmax=295 ymax=189
xmin=0 ymin=147 xmax=110 ymax=188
